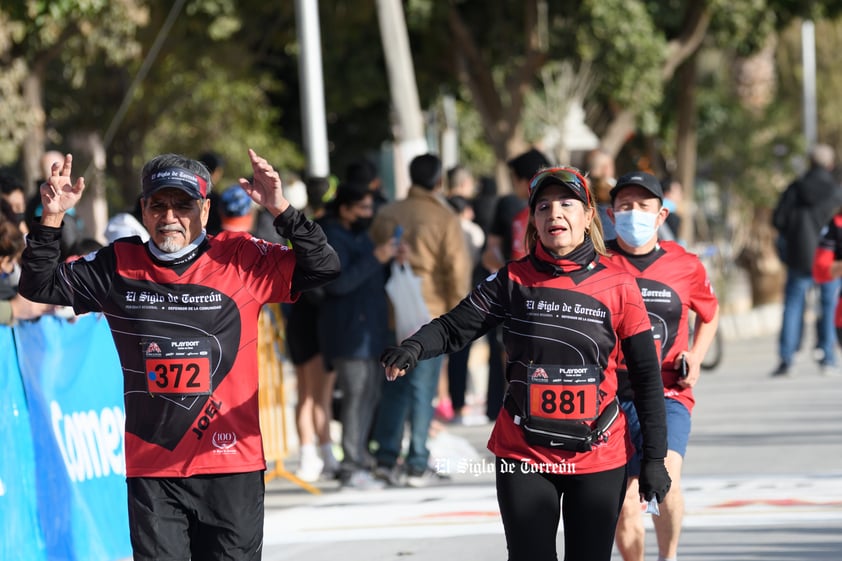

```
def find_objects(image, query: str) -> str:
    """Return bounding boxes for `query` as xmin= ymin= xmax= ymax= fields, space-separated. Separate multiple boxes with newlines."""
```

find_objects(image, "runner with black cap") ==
xmin=19 ymin=150 xmax=340 ymax=561
xmin=606 ymin=171 xmax=720 ymax=561
xmin=379 ymin=166 xmax=670 ymax=561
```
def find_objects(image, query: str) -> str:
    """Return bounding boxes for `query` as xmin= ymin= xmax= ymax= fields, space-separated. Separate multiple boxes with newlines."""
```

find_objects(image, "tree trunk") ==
xmin=736 ymin=207 xmax=785 ymax=306
xmin=107 ymin=123 xmax=148 ymax=209
xmin=69 ymin=131 xmax=108 ymax=244
xmin=675 ymin=52 xmax=699 ymax=245
xmin=447 ymin=1 xmax=543 ymax=195
xmin=20 ymin=69 xmax=46 ymax=196
xmin=600 ymin=5 xmax=711 ymax=162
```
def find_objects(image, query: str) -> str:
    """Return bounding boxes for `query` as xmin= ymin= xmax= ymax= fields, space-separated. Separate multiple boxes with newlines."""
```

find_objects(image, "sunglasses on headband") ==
xmin=528 ymin=167 xmax=591 ymax=208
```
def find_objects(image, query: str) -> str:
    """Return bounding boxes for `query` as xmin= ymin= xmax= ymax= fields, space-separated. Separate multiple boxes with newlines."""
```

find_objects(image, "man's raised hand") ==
xmin=239 ymin=149 xmax=290 ymax=218
xmin=40 ymin=154 xmax=85 ymax=225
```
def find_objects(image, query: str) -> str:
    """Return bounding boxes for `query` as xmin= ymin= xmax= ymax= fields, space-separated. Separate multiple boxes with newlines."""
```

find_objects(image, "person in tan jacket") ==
xmin=369 ymin=153 xmax=471 ymax=486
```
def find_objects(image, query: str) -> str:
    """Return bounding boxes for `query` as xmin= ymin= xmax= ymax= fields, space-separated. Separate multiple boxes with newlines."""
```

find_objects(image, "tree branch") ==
xmin=503 ymin=0 xmax=547 ymax=135
xmin=662 ymin=3 xmax=712 ymax=81
xmin=447 ymin=3 xmax=503 ymax=129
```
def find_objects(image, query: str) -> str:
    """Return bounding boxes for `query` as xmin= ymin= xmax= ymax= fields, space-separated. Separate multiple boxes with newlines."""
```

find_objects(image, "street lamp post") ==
xmin=802 ymin=20 xmax=817 ymax=151
xmin=295 ymin=0 xmax=330 ymax=178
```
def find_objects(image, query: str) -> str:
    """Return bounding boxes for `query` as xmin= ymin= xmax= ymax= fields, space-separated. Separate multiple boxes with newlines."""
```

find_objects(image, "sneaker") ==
xmin=819 ymin=361 xmax=841 ymax=376
xmin=434 ymin=398 xmax=455 ymax=422
xmin=373 ymin=464 xmax=405 ymax=487
xmin=459 ymin=413 xmax=492 ymax=426
xmin=295 ymin=450 xmax=324 ymax=483
xmin=341 ymin=470 xmax=386 ymax=490
xmin=320 ymin=444 xmax=341 ymax=480
xmin=406 ymin=467 xmax=451 ymax=488
xmin=770 ymin=362 xmax=790 ymax=377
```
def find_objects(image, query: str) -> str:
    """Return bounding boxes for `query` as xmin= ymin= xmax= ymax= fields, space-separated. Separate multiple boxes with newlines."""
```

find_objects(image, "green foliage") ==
xmin=11 ymin=0 xmax=147 ymax=66
xmin=139 ymin=56 xmax=300 ymax=184
xmin=0 ymin=0 xmax=147 ymax=167
xmin=8 ymin=0 xmax=842 ymax=220
xmin=232 ymin=1 xmax=395 ymax=177
xmin=0 ymin=58 xmax=36 ymax=164
xmin=697 ymin=96 xmax=801 ymax=208
xmin=97 ymin=0 xmax=302 ymax=207
xmin=642 ymin=0 xmax=690 ymax=34
xmin=577 ymin=0 xmax=667 ymax=115
xmin=448 ymin=94 xmax=497 ymax=174
xmin=763 ymin=0 xmax=842 ymax=27
xmin=692 ymin=41 xmax=801 ymax=211
xmin=709 ymin=0 xmax=776 ymax=56
xmin=693 ymin=14 xmax=842 ymax=215
xmin=777 ymin=17 xmax=842 ymax=158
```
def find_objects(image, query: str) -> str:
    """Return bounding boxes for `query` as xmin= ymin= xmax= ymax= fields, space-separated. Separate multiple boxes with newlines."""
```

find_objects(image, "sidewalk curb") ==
xmin=719 ymin=303 xmax=781 ymax=340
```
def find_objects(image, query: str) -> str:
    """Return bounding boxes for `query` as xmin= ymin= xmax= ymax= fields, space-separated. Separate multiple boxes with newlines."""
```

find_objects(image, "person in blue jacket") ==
xmin=318 ymin=181 xmax=398 ymax=489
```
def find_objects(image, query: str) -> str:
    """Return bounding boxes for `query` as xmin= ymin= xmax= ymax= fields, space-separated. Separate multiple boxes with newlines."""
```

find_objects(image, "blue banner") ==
xmin=0 ymin=325 xmax=46 ymax=561
xmin=15 ymin=314 xmax=131 ymax=561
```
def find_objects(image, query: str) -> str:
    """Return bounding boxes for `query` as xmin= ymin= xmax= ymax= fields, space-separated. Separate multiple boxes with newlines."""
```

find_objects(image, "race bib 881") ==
xmin=526 ymin=364 xmax=601 ymax=422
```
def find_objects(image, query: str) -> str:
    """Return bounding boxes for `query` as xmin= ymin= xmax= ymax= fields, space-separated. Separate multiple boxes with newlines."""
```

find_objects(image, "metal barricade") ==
xmin=257 ymin=303 xmax=320 ymax=494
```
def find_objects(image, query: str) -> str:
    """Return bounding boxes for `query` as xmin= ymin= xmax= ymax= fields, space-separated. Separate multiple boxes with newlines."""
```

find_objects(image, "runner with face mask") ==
xmin=606 ymin=171 xmax=720 ymax=561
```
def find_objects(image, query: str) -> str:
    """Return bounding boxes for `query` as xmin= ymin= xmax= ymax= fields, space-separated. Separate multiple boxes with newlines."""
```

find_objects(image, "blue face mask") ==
xmin=613 ymin=209 xmax=658 ymax=247
xmin=663 ymin=198 xmax=677 ymax=213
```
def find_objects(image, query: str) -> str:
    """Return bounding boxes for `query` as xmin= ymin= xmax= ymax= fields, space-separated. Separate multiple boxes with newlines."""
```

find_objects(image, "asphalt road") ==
xmin=261 ymin=331 xmax=842 ymax=560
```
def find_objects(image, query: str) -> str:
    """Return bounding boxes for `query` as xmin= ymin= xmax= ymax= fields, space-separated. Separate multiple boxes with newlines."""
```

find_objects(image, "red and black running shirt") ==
xmin=408 ymin=248 xmax=660 ymax=474
xmin=20 ymin=209 xmax=339 ymax=477
xmin=607 ymin=240 xmax=719 ymax=413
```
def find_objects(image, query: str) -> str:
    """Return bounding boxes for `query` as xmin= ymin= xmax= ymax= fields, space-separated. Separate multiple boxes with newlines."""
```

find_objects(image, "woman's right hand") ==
xmin=379 ymin=341 xmax=421 ymax=381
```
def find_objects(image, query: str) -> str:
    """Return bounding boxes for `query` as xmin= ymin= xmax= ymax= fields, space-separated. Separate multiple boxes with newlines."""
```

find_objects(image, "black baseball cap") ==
xmin=610 ymin=171 xmax=664 ymax=202
xmin=141 ymin=167 xmax=209 ymax=200
xmin=528 ymin=167 xmax=590 ymax=210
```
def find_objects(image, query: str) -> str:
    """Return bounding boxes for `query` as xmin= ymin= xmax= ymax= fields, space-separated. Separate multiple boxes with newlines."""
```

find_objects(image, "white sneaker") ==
xmin=820 ymin=362 xmax=842 ymax=376
xmin=406 ymin=467 xmax=450 ymax=488
xmin=342 ymin=470 xmax=386 ymax=490
xmin=295 ymin=445 xmax=324 ymax=482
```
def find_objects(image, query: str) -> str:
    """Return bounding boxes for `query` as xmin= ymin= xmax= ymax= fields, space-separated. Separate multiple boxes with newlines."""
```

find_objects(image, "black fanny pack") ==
xmin=505 ymin=395 xmax=620 ymax=453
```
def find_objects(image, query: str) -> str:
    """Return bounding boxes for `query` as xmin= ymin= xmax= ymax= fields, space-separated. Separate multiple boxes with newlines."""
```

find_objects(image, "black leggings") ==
xmin=496 ymin=458 xmax=626 ymax=561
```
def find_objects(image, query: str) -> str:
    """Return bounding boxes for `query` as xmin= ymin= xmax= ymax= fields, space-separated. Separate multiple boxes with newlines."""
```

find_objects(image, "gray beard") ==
xmin=157 ymin=237 xmax=185 ymax=253
xmin=147 ymin=231 xmax=207 ymax=262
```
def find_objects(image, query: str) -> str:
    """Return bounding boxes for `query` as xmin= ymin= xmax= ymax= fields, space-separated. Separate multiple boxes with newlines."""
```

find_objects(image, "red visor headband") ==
xmin=528 ymin=167 xmax=590 ymax=209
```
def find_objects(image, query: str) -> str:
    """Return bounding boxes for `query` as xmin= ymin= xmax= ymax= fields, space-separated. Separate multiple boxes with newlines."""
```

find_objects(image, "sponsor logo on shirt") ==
xmin=124 ymin=290 xmax=222 ymax=306
xmin=640 ymin=287 xmax=673 ymax=301
xmin=212 ymin=431 xmax=238 ymax=453
xmin=531 ymin=367 xmax=549 ymax=380
xmin=525 ymin=298 xmax=607 ymax=319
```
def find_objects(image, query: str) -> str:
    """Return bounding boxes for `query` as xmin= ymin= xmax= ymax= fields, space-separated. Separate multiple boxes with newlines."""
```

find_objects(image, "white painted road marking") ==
xmin=263 ymin=474 xmax=842 ymax=545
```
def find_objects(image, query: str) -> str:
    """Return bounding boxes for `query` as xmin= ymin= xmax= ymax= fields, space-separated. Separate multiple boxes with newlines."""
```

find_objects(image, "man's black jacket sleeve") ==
xmin=19 ymin=223 xmax=110 ymax=309
xmin=274 ymin=206 xmax=340 ymax=294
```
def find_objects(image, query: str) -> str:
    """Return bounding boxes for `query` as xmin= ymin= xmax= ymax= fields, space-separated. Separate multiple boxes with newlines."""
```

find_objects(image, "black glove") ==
xmin=639 ymin=458 xmax=671 ymax=503
xmin=379 ymin=340 xmax=422 ymax=372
